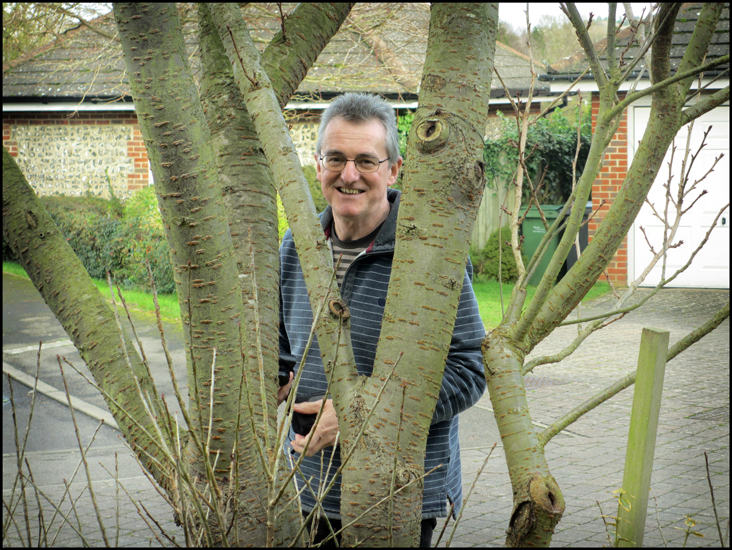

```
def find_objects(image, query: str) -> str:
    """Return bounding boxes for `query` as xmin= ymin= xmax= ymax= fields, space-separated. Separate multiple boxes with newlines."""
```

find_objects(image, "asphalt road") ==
xmin=2 ymin=270 xmax=500 ymax=489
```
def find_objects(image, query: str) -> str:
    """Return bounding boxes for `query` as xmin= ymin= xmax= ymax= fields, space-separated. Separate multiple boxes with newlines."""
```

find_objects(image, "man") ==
xmin=278 ymin=92 xmax=486 ymax=547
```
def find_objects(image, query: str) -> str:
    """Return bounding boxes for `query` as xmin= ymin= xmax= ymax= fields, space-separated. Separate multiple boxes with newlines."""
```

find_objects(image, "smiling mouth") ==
xmin=337 ymin=188 xmax=365 ymax=195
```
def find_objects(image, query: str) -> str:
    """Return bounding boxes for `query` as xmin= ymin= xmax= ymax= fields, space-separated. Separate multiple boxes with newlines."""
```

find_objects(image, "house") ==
xmin=542 ymin=3 xmax=729 ymax=289
xmin=3 ymin=4 xmax=564 ymax=250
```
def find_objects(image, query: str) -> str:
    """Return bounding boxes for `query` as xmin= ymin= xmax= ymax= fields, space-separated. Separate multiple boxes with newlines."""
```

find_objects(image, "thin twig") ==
xmin=57 ymin=356 xmax=110 ymax=546
xmin=388 ymin=384 xmax=408 ymax=546
xmin=5 ymin=343 xmax=43 ymax=546
xmin=23 ymin=459 xmax=48 ymax=547
xmin=321 ymin=463 xmax=445 ymax=547
xmin=704 ymin=451 xmax=725 ymax=546
xmin=98 ymin=462 xmax=176 ymax=547
xmin=650 ymin=495 xmax=668 ymax=547
xmin=226 ymin=25 xmax=259 ymax=88
xmin=433 ymin=502 xmax=454 ymax=547
xmin=48 ymin=422 xmax=106 ymax=545
xmin=596 ymin=500 xmax=613 ymax=546
xmin=114 ymin=453 xmax=120 ymax=547
xmin=446 ymin=443 xmax=496 ymax=547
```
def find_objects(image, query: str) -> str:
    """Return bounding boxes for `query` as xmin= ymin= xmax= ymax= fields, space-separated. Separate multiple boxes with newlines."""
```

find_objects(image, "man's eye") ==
xmin=326 ymin=156 xmax=346 ymax=166
xmin=357 ymin=158 xmax=377 ymax=168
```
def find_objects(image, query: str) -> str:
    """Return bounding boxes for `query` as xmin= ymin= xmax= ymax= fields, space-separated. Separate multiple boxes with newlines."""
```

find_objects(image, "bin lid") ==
xmin=519 ymin=204 xmax=565 ymax=219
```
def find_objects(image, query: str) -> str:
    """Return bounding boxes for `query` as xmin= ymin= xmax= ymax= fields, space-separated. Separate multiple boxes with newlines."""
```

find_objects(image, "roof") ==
xmin=2 ymin=3 xmax=550 ymax=105
xmin=545 ymin=3 xmax=730 ymax=81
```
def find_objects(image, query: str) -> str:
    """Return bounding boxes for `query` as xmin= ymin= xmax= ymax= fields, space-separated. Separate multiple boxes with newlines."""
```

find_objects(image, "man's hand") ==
xmin=290 ymin=398 xmax=339 ymax=457
xmin=277 ymin=372 xmax=293 ymax=407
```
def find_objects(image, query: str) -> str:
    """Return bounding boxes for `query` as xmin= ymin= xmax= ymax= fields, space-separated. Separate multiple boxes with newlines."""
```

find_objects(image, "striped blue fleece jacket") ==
xmin=279 ymin=188 xmax=486 ymax=519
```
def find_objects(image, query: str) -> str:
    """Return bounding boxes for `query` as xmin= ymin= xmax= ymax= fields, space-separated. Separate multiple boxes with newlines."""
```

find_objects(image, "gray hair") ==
xmin=315 ymin=93 xmax=400 ymax=165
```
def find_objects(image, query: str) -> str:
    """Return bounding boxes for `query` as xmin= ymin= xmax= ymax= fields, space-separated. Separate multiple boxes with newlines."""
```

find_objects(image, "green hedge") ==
xmin=3 ymin=189 xmax=176 ymax=294
xmin=484 ymin=104 xmax=592 ymax=205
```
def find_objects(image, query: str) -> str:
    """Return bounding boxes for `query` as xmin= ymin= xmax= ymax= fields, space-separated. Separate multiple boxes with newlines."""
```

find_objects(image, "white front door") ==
xmin=631 ymin=104 xmax=729 ymax=288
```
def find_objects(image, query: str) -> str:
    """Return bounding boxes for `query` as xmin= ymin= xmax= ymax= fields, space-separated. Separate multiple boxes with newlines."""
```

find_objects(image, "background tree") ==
xmin=3 ymin=2 xmax=729 ymax=547
xmin=498 ymin=11 xmax=608 ymax=68
xmin=3 ymin=3 xmax=113 ymax=69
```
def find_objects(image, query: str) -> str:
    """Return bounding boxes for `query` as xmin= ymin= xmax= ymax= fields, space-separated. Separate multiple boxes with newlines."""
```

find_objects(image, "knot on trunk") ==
xmin=415 ymin=116 xmax=449 ymax=154
xmin=394 ymin=464 xmax=422 ymax=488
xmin=506 ymin=474 xmax=565 ymax=547
xmin=328 ymin=298 xmax=350 ymax=320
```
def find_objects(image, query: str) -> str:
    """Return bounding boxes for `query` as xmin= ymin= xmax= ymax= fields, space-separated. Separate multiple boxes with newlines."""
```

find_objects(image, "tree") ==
xmin=3 ymin=2 xmax=729 ymax=547
xmin=483 ymin=2 xmax=729 ymax=545
xmin=3 ymin=3 xmax=113 ymax=69
xmin=497 ymin=11 xmax=607 ymax=67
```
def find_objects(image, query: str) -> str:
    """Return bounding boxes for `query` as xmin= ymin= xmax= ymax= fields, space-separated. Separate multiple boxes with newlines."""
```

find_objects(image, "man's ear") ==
xmin=314 ymin=153 xmax=323 ymax=181
xmin=388 ymin=156 xmax=403 ymax=187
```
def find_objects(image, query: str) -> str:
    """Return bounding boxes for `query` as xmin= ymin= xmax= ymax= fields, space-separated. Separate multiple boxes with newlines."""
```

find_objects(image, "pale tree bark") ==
xmin=340 ymin=3 xmax=497 ymax=545
xmin=112 ymin=3 xmax=358 ymax=545
xmin=197 ymin=2 xmax=353 ymax=452
xmin=6 ymin=2 xmax=356 ymax=545
xmin=113 ymin=4 xmax=285 ymax=544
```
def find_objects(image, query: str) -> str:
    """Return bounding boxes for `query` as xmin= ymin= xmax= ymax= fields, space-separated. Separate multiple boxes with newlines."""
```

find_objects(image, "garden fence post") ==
xmin=617 ymin=327 xmax=670 ymax=547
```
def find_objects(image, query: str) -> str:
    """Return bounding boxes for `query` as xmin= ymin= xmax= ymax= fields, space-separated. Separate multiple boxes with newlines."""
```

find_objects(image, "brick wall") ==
xmin=3 ymin=110 xmax=149 ymax=199
xmin=589 ymin=93 xmax=628 ymax=286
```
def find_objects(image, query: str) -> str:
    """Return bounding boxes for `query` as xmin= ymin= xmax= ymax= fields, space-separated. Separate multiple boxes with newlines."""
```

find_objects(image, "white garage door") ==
xmin=631 ymin=105 xmax=729 ymax=288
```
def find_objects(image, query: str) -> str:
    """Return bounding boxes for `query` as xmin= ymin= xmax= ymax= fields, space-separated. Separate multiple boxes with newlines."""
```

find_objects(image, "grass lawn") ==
xmin=473 ymin=278 xmax=610 ymax=331
xmin=4 ymin=261 xmax=610 ymax=332
xmin=3 ymin=261 xmax=181 ymax=323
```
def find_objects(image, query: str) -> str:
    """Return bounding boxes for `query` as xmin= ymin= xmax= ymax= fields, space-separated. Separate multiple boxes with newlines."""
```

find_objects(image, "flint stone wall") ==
xmin=3 ymin=111 xmax=150 ymax=200
xmin=12 ymin=124 xmax=134 ymax=199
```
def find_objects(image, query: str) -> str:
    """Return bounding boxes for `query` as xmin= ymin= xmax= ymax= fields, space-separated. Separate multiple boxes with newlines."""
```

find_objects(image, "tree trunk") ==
xmin=335 ymin=4 xmax=498 ymax=546
xmin=114 ymin=4 xmax=297 ymax=545
xmin=487 ymin=3 xmax=728 ymax=546
xmin=482 ymin=325 xmax=564 ymax=547
xmin=5 ymin=3 xmax=728 ymax=547
xmin=3 ymin=145 xmax=178 ymax=489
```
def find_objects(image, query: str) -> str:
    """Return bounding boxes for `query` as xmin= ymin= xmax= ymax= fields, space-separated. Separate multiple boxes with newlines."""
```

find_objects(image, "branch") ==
xmin=538 ymin=300 xmax=729 ymax=447
xmin=617 ymin=4 xmax=675 ymax=85
xmin=605 ymin=55 xmax=730 ymax=122
xmin=681 ymin=86 xmax=731 ymax=127
xmin=667 ymin=301 xmax=729 ymax=361
xmin=208 ymin=2 xmax=357 ymax=391
xmin=675 ymin=3 xmax=725 ymax=93
xmin=51 ymin=5 xmax=118 ymax=41
xmin=650 ymin=3 xmax=682 ymax=84
xmin=522 ymin=311 xmax=626 ymax=375
xmin=261 ymin=3 xmax=355 ymax=108
xmin=558 ymin=200 xmax=728 ymax=329
xmin=526 ymin=179 xmax=727 ymax=366
xmin=535 ymin=67 xmax=590 ymax=120
xmin=561 ymin=3 xmax=608 ymax=88
xmin=606 ymin=3 xmax=617 ymax=77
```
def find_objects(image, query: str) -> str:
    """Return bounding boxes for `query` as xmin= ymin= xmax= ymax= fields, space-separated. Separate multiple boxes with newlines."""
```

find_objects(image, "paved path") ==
xmin=3 ymin=271 xmax=729 ymax=547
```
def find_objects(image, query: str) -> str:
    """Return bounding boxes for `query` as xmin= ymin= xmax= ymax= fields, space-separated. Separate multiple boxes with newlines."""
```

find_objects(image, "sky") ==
xmin=499 ymin=3 xmax=655 ymax=32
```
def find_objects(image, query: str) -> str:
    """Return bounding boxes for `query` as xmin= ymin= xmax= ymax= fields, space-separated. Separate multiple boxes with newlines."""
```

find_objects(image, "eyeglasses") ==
xmin=319 ymin=154 xmax=389 ymax=174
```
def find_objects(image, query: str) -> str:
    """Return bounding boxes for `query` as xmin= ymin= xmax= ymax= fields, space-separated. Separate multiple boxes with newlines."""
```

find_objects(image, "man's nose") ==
xmin=340 ymin=160 xmax=361 ymax=182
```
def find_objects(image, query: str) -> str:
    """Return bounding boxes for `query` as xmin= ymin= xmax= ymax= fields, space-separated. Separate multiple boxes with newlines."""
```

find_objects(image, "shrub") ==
xmin=124 ymin=185 xmax=163 ymax=230
xmin=470 ymin=226 xmax=527 ymax=283
xmin=4 ymin=191 xmax=176 ymax=294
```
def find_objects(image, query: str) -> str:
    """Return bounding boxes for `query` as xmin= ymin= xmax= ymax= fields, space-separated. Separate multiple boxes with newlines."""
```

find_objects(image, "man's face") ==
xmin=315 ymin=116 xmax=401 ymax=241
